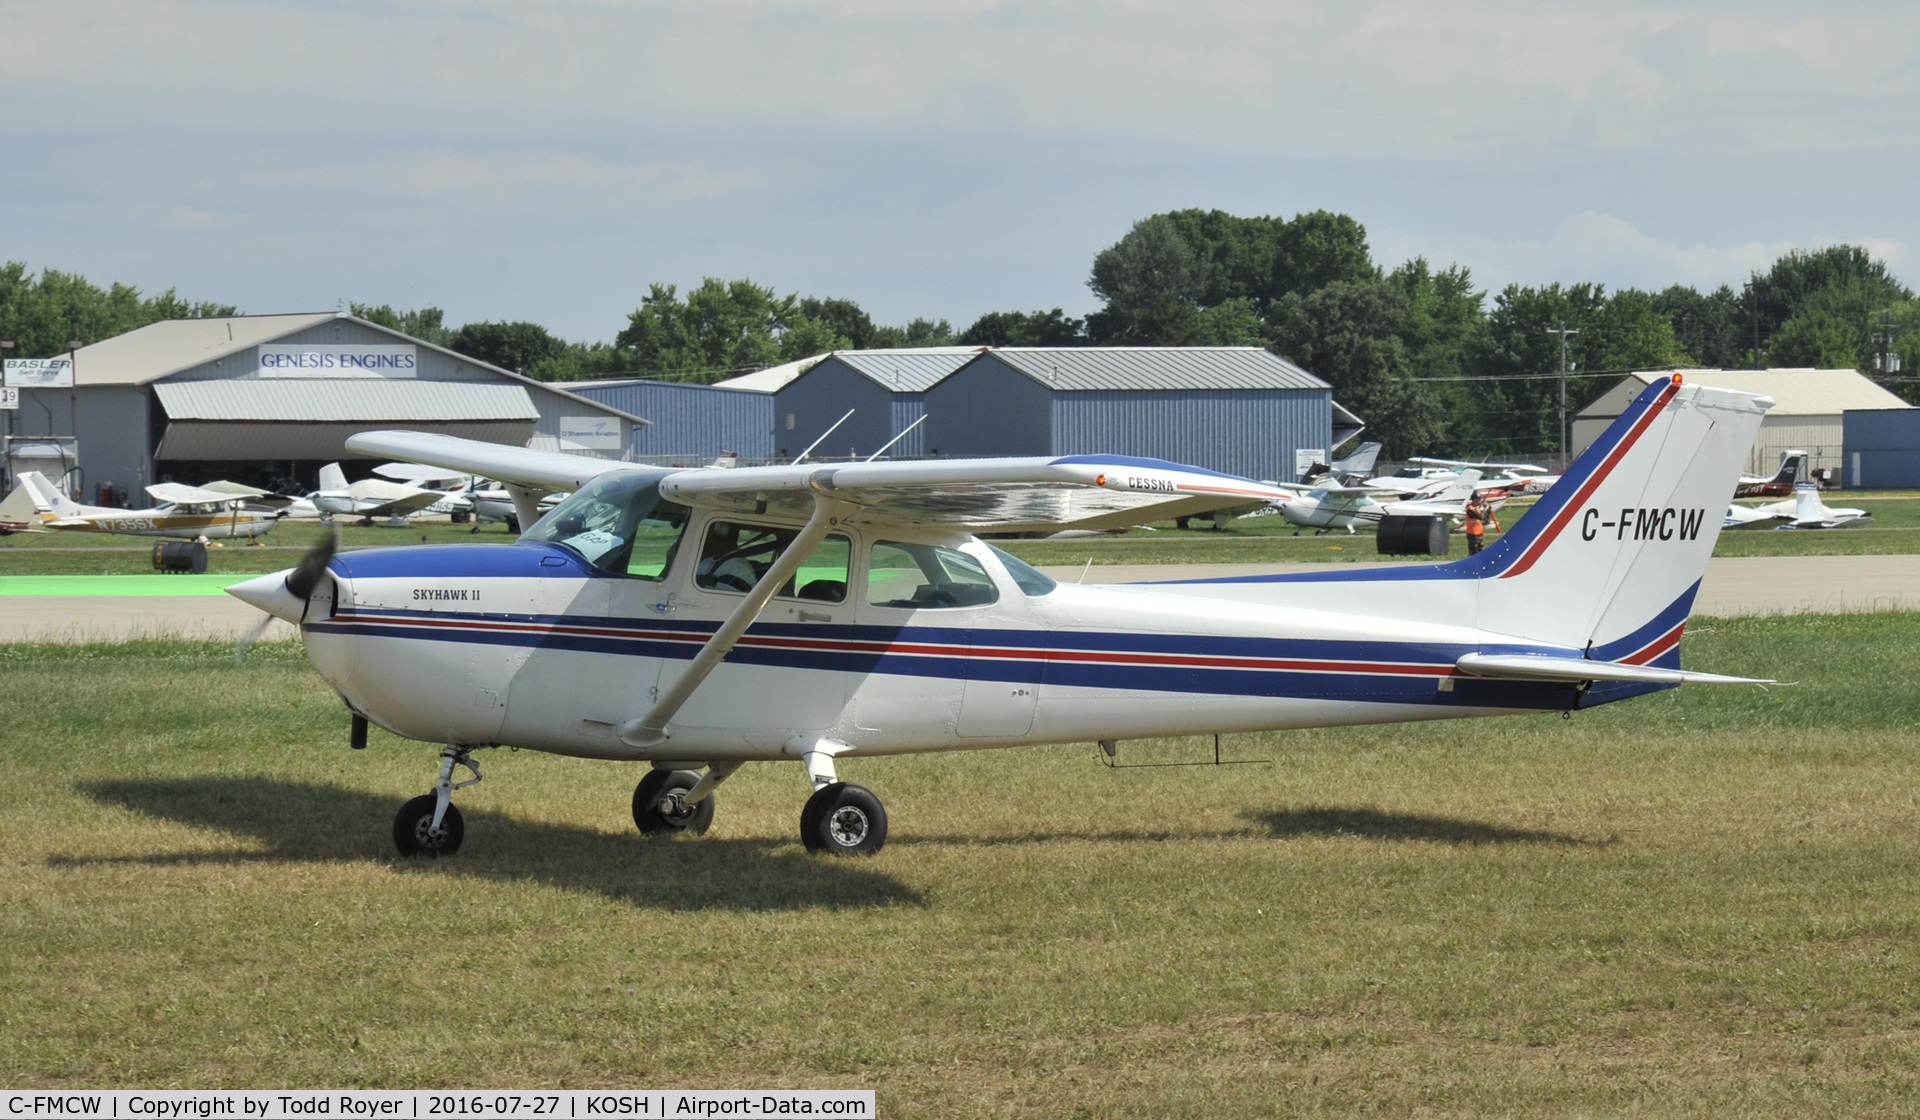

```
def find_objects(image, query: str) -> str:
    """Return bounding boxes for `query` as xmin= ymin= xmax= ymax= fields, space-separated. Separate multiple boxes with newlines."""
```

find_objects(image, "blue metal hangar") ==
xmin=714 ymin=348 xmax=985 ymax=459
xmin=567 ymin=376 xmax=776 ymax=463
xmin=7 ymin=312 xmax=646 ymax=500
xmin=921 ymin=347 xmax=1357 ymax=481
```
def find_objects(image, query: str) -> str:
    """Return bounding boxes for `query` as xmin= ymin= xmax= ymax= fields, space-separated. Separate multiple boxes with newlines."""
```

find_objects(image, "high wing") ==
xmin=344 ymin=478 xmax=450 ymax=519
xmin=346 ymin=432 xmax=1296 ymax=532
xmin=348 ymin=432 xmax=630 ymax=494
xmin=1410 ymin=456 xmax=1548 ymax=473
xmin=146 ymin=482 xmax=247 ymax=506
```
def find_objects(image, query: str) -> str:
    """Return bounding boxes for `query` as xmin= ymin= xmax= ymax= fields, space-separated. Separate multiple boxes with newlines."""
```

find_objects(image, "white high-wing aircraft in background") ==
xmin=1268 ymin=470 xmax=1500 ymax=534
xmin=372 ymin=462 xmax=475 ymax=517
xmin=1724 ymin=483 xmax=1870 ymax=531
xmin=0 ymin=471 xmax=279 ymax=541
xmin=310 ymin=462 xmax=446 ymax=526
xmin=230 ymin=375 xmax=1771 ymax=858
xmin=1369 ymin=457 xmax=1558 ymax=497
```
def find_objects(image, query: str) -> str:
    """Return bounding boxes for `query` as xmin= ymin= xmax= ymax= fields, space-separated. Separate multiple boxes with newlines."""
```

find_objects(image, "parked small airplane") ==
xmin=372 ymin=463 xmax=475 ymax=517
xmin=1725 ymin=483 xmax=1871 ymax=531
xmin=1734 ymin=449 xmax=1808 ymax=499
xmin=1 ymin=472 xmax=279 ymax=541
xmin=230 ymin=375 xmax=1771 ymax=858
xmin=1270 ymin=470 xmax=1500 ymax=535
xmin=1298 ymin=442 xmax=1383 ymax=486
xmin=310 ymin=462 xmax=445 ymax=526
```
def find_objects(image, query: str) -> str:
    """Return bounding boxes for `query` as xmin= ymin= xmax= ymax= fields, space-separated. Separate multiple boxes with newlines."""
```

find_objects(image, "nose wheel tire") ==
xmin=393 ymin=794 xmax=464 ymax=857
xmin=633 ymin=769 xmax=715 ymax=835
xmin=800 ymin=782 xmax=887 ymax=855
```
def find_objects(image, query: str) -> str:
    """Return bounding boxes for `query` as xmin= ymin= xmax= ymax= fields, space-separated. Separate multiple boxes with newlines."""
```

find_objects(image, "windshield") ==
xmin=988 ymin=545 xmax=1056 ymax=597
xmin=521 ymin=471 xmax=690 ymax=578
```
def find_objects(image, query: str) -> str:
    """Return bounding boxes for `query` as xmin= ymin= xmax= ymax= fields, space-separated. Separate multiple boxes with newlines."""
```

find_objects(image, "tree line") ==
xmin=6 ymin=210 xmax=1917 ymax=459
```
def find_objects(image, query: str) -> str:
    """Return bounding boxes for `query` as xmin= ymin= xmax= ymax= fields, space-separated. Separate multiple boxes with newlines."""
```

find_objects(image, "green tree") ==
xmin=1193 ymin=298 xmax=1267 ymax=346
xmin=957 ymin=309 xmax=1085 ymax=347
xmin=1267 ymin=281 xmax=1443 ymax=459
xmin=446 ymin=321 xmax=570 ymax=375
xmin=1747 ymin=245 xmax=1912 ymax=342
xmin=351 ymin=304 xmax=454 ymax=348
xmin=615 ymin=279 xmax=800 ymax=382
xmin=796 ymin=297 xmax=875 ymax=350
xmin=869 ymin=318 xmax=956 ymax=348
xmin=0 ymin=262 xmax=236 ymax=357
xmin=1767 ymin=310 xmax=1863 ymax=369
xmin=1651 ymin=284 xmax=1742 ymax=368
xmin=1086 ymin=215 xmax=1206 ymax=344
xmin=1589 ymin=288 xmax=1692 ymax=372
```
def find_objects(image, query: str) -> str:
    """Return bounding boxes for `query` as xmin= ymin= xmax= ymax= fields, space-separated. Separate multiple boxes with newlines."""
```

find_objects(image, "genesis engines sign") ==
xmin=257 ymin=344 xmax=417 ymax=378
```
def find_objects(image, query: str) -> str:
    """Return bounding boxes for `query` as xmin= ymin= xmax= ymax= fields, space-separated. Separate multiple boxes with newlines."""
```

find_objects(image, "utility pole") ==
xmin=1875 ymin=310 xmax=1900 ymax=380
xmin=1545 ymin=325 xmax=1579 ymax=468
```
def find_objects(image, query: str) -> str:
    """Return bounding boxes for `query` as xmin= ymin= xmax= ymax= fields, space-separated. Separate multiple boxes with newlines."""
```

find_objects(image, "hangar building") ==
xmin=1573 ymin=369 xmax=1911 ymax=479
xmin=1842 ymin=409 xmax=1920 ymax=488
xmin=715 ymin=348 xmax=984 ymax=459
xmin=568 ymin=377 xmax=774 ymax=463
xmin=920 ymin=347 xmax=1353 ymax=482
xmin=5 ymin=313 xmax=645 ymax=502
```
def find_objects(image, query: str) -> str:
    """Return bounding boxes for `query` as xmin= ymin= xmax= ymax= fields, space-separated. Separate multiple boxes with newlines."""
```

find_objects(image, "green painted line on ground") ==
xmin=0 ymin=574 xmax=266 ymax=597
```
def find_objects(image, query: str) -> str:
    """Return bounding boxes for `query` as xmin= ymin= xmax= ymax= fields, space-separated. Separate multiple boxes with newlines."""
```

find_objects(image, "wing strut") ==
xmin=620 ymin=490 xmax=849 ymax=747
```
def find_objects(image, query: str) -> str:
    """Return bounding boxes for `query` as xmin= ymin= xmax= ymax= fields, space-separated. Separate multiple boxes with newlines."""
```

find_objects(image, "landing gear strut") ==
xmin=394 ymin=746 xmax=482 ymax=857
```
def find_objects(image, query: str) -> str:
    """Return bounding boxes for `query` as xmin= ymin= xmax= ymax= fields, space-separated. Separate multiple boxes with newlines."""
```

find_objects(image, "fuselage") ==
xmin=52 ymin=503 xmax=277 ymax=540
xmin=301 ymin=528 xmax=1609 ymax=766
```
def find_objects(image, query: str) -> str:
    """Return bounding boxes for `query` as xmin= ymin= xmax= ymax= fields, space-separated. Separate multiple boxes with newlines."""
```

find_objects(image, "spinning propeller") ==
xmin=234 ymin=531 xmax=338 ymax=663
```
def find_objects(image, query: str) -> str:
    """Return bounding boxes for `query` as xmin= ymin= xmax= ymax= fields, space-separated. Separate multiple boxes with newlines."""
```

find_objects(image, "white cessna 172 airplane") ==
xmin=0 ymin=472 xmax=279 ymax=541
xmin=229 ymin=375 xmax=1771 ymax=858
xmin=1266 ymin=470 xmax=1496 ymax=535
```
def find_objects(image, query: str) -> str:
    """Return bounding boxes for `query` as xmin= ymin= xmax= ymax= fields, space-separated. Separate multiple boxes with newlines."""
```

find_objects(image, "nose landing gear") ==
xmin=393 ymin=746 xmax=483 ymax=857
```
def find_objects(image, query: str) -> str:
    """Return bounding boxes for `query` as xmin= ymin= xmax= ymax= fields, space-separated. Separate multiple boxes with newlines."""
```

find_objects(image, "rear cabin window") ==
xmin=522 ymin=472 xmax=690 ymax=579
xmin=867 ymin=541 xmax=1000 ymax=609
xmin=694 ymin=520 xmax=851 ymax=603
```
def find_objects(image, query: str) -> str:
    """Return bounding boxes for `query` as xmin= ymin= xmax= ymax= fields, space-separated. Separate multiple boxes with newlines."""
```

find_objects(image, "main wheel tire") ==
xmin=393 ymin=794 xmax=464 ymax=857
xmin=800 ymin=782 xmax=887 ymax=855
xmin=633 ymin=769 xmax=715 ymax=836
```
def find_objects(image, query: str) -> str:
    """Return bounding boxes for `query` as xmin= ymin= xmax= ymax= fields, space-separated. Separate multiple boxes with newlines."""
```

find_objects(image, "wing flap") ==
xmin=1455 ymin=652 xmax=1772 ymax=686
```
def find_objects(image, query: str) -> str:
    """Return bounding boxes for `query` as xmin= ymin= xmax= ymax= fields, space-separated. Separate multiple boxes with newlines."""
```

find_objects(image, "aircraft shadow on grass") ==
xmin=1250 ymin=806 xmax=1588 ymax=846
xmin=892 ymin=806 xmax=1587 ymax=848
xmin=62 ymin=777 xmax=922 ymax=911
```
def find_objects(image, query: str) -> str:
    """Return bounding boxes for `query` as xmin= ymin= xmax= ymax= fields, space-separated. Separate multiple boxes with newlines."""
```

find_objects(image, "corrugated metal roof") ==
xmin=826 ymin=349 xmax=986 ymax=392
xmin=713 ymin=356 xmax=826 ymax=393
xmin=1583 ymin=369 xmax=1914 ymax=418
xmin=154 ymin=379 xmax=539 ymax=422
xmin=74 ymin=314 xmax=338 ymax=386
xmin=988 ymin=347 xmax=1329 ymax=391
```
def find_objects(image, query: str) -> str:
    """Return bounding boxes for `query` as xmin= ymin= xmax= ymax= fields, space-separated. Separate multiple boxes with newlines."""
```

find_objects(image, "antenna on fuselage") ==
xmin=792 ymin=409 xmax=855 ymax=465
xmin=864 ymin=414 xmax=927 ymax=463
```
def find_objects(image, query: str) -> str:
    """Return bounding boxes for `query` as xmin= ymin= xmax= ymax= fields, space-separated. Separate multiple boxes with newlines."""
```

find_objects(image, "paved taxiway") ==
xmin=1 ymin=554 xmax=1915 ymax=642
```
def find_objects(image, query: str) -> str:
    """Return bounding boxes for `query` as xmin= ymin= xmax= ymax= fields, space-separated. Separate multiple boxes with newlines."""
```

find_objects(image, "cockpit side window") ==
xmin=522 ymin=472 xmax=689 ymax=579
xmin=867 ymin=541 xmax=1000 ymax=609
xmin=694 ymin=520 xmax=851 ymax=601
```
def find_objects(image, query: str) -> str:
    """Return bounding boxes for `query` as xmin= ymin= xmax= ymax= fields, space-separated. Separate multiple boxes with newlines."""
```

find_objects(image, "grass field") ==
xmin=5 ymin=496 xmax=1920 ymax=576
xmin=4 ymin=616 xmax=1920 ymax=1114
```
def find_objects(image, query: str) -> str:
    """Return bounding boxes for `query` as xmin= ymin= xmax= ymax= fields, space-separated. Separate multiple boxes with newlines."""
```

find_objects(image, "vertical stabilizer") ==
xmin=1470 ymin=377 xmax=1771 ymax=658
xmin=18 ymin=471 xmax=81 ymax=519
xmin=318 ymin=462 xmax=349 ymax=493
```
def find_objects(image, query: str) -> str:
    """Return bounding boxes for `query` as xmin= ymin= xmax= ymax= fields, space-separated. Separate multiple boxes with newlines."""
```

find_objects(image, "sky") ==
xmin=3 ymin=0 xmax=1917 ymax=342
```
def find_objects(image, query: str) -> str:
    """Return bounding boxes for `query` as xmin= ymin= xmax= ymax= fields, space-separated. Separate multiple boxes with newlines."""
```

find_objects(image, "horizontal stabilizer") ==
xmin=1455 ymin=652 xmax=1772 ymax=686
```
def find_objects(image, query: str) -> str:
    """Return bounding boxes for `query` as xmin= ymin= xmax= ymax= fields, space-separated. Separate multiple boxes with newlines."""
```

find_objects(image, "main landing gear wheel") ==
xmin=393 ymin=794 xmax=464 ymax=857
xmin=633 ymin=769 xmax=715 ymax=836
xmin=800 ymin=782 xmax=887 ymax=855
